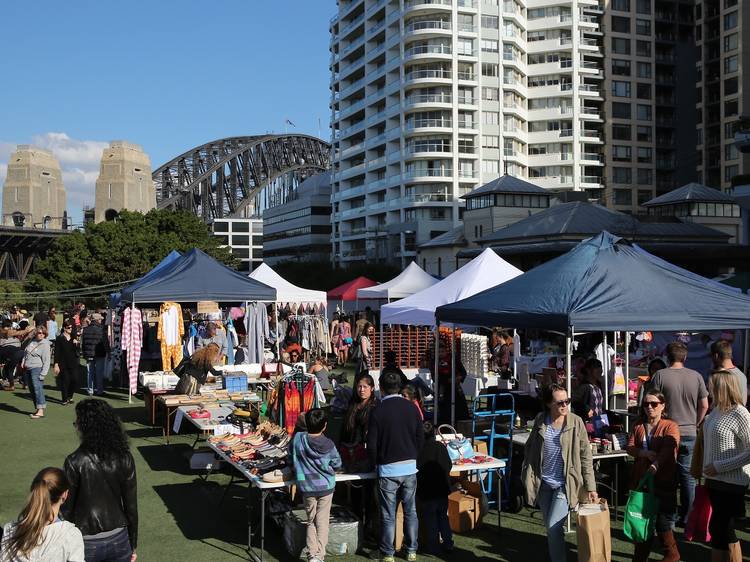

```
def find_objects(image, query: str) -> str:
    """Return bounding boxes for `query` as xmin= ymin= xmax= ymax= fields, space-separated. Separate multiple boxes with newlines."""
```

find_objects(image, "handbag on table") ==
xmin=437 ymin=423 xmax=475 ymax=462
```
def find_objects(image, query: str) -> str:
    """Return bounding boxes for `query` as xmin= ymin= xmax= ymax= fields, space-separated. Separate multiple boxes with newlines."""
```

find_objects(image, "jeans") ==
xmin=25 ymin=367 xmax=46 ymax=410
xmin=420 ymin=496 xmax=453 ymax=554
xmin=676 ymin=434 xmax=696 ymax=519
xmin=538 ymin=482 xmax=569 ymax=562
xmin=83 ymin=528 xmax=132 ymax=562
xmin=378 ymin=474 xmax=418 ymax=556
xmin=87 ymin=357 xmax=106 ymax=394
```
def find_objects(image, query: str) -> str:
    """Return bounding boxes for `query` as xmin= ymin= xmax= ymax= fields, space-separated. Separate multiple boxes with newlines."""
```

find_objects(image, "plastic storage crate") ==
xmin=222 ymin=373 xmax=248 ymax=393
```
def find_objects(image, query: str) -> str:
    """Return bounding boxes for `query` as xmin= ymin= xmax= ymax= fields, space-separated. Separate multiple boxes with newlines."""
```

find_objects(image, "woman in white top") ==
xmin=1 ymin=467 xmax=84 ymax=562
xmin=702 ymin=371 xmax=750 ymax=562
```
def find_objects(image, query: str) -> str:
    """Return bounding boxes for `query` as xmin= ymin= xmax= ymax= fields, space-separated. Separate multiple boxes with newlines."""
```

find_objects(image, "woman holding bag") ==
xmin=522 ymin=384 xmax=598 ymax=562
xmin=626 ymin=391 xmax=680 ymax=562
xmin=702 ymin=371 xmax=750 ymax=562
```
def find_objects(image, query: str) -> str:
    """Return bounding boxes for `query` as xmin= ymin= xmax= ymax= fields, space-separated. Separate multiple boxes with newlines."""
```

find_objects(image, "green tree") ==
xmin=26 ymin=209 xmax=236 ymax=297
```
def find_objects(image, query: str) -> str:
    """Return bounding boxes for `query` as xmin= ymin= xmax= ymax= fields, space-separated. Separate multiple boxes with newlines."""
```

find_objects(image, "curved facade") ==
xmin=329 ymin=0 xmax=605 ymax=265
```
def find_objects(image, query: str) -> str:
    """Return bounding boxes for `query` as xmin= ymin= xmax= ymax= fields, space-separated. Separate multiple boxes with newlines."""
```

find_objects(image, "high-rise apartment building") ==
xmin=696 ymin=0 xmax=749 ymax=191
xmin=604 ymin=0 xmax=697 ymax=212
xmin=329 ymin=0 xmax=606 ymax=265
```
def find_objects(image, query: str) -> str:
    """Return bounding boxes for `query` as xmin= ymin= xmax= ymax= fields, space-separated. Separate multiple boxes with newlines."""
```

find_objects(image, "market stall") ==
xmin=118 ymin=248 xmax=277 ymax=400
xmin=326 ymin=276 xmax=376 ymax=313
xmin=356 ymin=261 xmax=437 ymax=302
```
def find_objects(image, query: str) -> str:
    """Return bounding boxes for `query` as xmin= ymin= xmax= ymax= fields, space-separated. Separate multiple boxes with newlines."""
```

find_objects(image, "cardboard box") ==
xmin=473 ymin=441 xmax=488 ymax=456
xmin=448 ymin=491 xmax=481 ymax=533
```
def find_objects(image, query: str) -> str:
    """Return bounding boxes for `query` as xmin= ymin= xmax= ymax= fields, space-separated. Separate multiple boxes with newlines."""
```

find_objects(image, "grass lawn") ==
xmin=0 ymin=381 xmax=738 ymax=561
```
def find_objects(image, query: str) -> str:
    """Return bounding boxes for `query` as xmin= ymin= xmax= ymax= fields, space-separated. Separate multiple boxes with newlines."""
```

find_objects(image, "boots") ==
xmin=711 ymin=549 xmax=729 ymax=562
xmin=632 ymin=540 xmax=652 ymax=562
xmin=728 ymin=542 xmax=742 ymax=562
xmin=657 ymin=531 xmax=680 ymax=562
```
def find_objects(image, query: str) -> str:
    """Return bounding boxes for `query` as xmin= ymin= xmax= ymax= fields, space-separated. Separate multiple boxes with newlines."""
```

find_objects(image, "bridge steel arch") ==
xmin=153 ymin=134 xmax=330 ymax=221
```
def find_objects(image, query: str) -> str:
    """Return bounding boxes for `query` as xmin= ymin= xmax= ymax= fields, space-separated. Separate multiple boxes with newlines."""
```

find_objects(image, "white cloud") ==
xmin=0 ymin=133 xmax=109 ymax=224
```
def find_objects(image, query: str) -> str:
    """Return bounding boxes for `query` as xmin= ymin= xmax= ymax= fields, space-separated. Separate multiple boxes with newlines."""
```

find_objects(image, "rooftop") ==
xmin=642 ymin=182 xmax=736 ymax=207
xmin=461 ymin=175 xmax=550 ymax=199
xmin=418 ymin=226 xmax=466 ymax=249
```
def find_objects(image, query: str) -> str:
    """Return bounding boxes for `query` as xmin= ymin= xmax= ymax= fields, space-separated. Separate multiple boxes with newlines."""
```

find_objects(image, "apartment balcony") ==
xmin=580 ymin=175 xmax=604 ymax=188
xmin=526 ymin=14 xmax=574 ymax=32
xmin=340 ymin=76 xmax=366 ymax=98
xmin=457 ymin=70 xmax=477 ymax=83
xmin=403 ymin=167 xmax=454 ymax=181
xmin=528 ymin=153 xmax=572 ymax=166
xmin=404 ymin=118 xmax=453 ymax=133
xmin=404 ymin=43 xmax=452 ymax=62
xmin=527 ymin=84 xmax=572 ymax=99
xmin=581 ymin=152 xmax=604 ymax=165
xmin=404 ymin=68 xmax=453 ymax=85
xmin=528 ymin=130 xmax=570 ymax=144
xmin=580 ymin=129 xmax=603 ymax=143
xmin=404 ymin=0 xmax=452 ymax=14
xmin=339 ymin=13 xmax=366 ymax=40
xmin=503 ymin=103 xmax=528 ymax=120
xmin=527 ymin=38 xmax=572 ymax=54
xmin=527 ymin=107 xmax=572 ymax=121
xmin=340 ymin=140 xmax=366 ymax=159
xmin=503 ymin=127 xmax=526 ymax=142
xmin=531 ymin=176 xmax=574 ymax=190
xmin=404 ymin=143 xmax=453 ymax=158
xmin=527 ymin=61 xmax=572 ymax=77
xmin=578 ymin=84 xmax=602 ymax=98
xmin=334 ymin=185 xmax=367 ymax=201
xmin=404 ymin=92 xmax=452 ymax=109
xmin=580 ymin=106 xmax=602 ymax=120
xmin=404 ymin=19 xmax=452 ymax=37
xmin=503 ymin=149 xmax=527 ymax=165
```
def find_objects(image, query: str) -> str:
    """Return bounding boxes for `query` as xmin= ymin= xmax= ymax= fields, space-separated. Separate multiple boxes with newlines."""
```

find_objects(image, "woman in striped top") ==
xmin=702 ymin=371 xmax=750 ymax=562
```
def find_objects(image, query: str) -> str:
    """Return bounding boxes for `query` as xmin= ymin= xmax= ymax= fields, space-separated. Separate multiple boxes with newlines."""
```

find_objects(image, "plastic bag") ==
xmin=623 ymin=473 xmax=660 ymax=543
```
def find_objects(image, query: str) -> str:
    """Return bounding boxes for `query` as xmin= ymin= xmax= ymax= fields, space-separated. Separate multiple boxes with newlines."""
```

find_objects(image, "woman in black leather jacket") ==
xmin=63 ymin=398 xmax=138 ymax=562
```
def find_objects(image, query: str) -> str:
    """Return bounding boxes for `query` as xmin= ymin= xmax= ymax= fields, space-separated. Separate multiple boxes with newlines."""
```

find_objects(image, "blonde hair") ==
xmin=8 ymin=467 xmax=69 ymax=558
xmin=191 ymin=342 xmax=220 ymax=371
xmin=709 ymin=371 xmax=744 ymax=412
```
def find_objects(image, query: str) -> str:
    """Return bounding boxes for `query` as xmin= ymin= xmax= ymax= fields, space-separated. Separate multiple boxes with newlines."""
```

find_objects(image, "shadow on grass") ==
xmin=137 ymin=443 xmax=199 ymax=476
xmin=112 ymin=404 xmax=150 ymax=425
xmin=0 ymin=401 xmax=32 ymax=416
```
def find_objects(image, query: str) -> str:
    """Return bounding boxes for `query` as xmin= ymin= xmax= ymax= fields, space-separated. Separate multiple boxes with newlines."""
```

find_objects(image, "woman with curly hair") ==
xmin=62 ymin=399 xmax=137 ymax=562
xmin=173 ymin=342 xmax=221 ymax=395
xmin=1 ymin=467 xmax=84 ymax=561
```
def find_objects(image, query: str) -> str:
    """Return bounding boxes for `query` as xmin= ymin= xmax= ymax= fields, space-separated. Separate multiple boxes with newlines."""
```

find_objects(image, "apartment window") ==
xmin=635 ymin=19 xmax=651 ymax=35
xmin=612 ymin=102 xmax=632 ymax=119
xmin=481 ymin=15 xmax=499 ymax=29
xmin=483 ymin=111 xmax=500 ymax=125
xmin=527 ymin=31 xmax=545 ymax=42
xmin=527 ymin=8 xmax=545 ymax=19
xmin=481 ymin=39 xmax=499 ymax=53
xmin=637 ymin=62 xmax=652 ymax=78
xmin=482 ymin=135 xmax=500 ymax=148
xmin=725 ymin=77 xmax=738 ymax=95
xmin=725 ymin=122 xmax=737 ymax=139
xmin=636 ymin=104 xmax=652 ymax=120
xmin=637 ymin=83 xmax=651 ymax=99
xmin=613 ymin=168 xmax=632 ymax=184
xmin=637 ymin=147 xmax=652 ymax=163
xmin=636 ymin=40 xmax=651 ymax=57
xmin=637 ymin=168 xmax=653 ymax=185
xmin=725 ymin=165 xmax=739 ymax=182
xmin=612 ymin=81 xmax=631 ymax=97
xmin=457 ymin=38 xmax=474 ymax=55
xmin=724 ymin=34 xmax=738 ymax=52
xmin=612 ymin=124 xmax=631 ymax=140
xmin=725 ymin=99 xmax=738 ymax=117
xmin=612 ymin=0 xmax=630 ymax=11
xmin=613 ymin=145 xmax=632 ymax=162
xmin=725 ymin=143 xmax=739 ymax=161
xmin=612 ymin=59 xmax=631 ymax=76
xmin=637 ymin=125 xmax=652 ymax=142
xmin=482 ymin=160 xmax=500 ymax=173
xmin=612 ymin=38 xmax=631 ymax=54
xmin=482 ymin=87 xmax=499 ymax=101
xmin=724 ymin=55 xmax=738 ymax=73
xmin=724 ymin=12 xmax=737 ymax=30
xmin=614 ymin=189 xmax=632 ymax=204
xmin=482 ymin=63 xmax=499 ymax=77
xmin=528 ymin=54 xmax=545 ymax=64
xmin=636 ymin=0 xmax=651 ymax=14
xmin=612 ymin=17 xmax=630 ymax=33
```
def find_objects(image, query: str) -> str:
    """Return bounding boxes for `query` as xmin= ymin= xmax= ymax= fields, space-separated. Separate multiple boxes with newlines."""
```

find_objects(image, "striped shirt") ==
xmin=703 ymin=405 xmax=750 ymax=487
xmin=542 ymin=419 xmax=565 ymax=489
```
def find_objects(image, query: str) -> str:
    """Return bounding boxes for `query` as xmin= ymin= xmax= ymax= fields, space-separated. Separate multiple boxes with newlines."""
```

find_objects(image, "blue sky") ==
xmin=0 ymin=1 xmax=333 ymax=222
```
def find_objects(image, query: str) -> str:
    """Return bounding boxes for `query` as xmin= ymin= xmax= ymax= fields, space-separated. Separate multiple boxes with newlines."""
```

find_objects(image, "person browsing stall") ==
xmin=290 ymin=408 xmax=342 ymax=562
xmin=626 ymin=391 xmax=680 ymax=562
xmin=173 ymin=343 xmax=221 ymax=396
xmin=709 ymin=339 xmax=747 ymax=407
xmin=367 ymin=371 xmax=424 ymax=562
xmin=416 ymin=421 xmax=453 ymax=555
xmin=195 ymin=322 xmax=227 ymax=363
xmin=522 ymin=384 xmax=598 ymax=562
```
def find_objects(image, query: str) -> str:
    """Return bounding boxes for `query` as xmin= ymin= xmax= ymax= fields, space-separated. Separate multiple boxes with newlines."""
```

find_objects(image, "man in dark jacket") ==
xmin=81 ymin=313 xmax=108 ymax=396
xmin=368 ymin=371 xmax=424 ymax=562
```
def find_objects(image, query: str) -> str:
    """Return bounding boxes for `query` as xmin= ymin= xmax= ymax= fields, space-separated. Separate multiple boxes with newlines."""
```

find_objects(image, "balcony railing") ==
xmin=405 ymin=44 xmax=452 ymax=57
xmin=405 ymin=69 xmax=452 ymax=80
xmin=405 ymin=0 xmax=451 ymax=7
xmin=406 ymin=93 xmax=452 ymax=104
xmin=457 ymin=71 xmax=476 ymax=80
xmin=404 ymin=167 xmax=453 ymax=178
xmin=582 ymin=175 xmax=602 ymax=184
xmin=405 ymin=20 xmax=451 ymax=32
xmin=406 ymin=118 xmax=452 ymax=129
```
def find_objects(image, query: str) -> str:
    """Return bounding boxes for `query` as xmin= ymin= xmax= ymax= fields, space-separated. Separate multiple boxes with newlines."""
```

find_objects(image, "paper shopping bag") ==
xmin=612 ymin=365 xmax=626 ymax=395
xmin=577 ymin=500 xmax=612 ymax=562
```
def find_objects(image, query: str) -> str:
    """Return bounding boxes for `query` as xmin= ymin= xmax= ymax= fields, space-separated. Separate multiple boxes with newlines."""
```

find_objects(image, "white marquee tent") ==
xmin=249 ymin=263 xmax=327 ymax=305
xmin=356 ymin=261 xmax=438 ymax=301
xmin=380 ymin=248 xmax=523 ymax=326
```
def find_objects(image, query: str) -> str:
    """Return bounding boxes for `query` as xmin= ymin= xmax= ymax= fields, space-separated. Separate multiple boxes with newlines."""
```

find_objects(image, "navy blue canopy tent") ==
xmin=119 ymin=248 xmax=276 ymax=304
xmin=436 ymin=231 xmax=750 ymax=332
xmin=110 ymin=250 xmax=183 ymax=307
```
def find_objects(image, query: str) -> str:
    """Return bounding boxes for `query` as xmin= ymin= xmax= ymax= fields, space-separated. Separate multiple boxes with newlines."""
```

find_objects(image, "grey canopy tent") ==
xmin=120 ymin=248 xmax=276 ymax=304
xmin=435 ymin=231 xmax=750 ymax=417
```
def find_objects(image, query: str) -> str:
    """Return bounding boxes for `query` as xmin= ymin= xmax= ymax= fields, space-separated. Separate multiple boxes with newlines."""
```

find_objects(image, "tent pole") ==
xmin=274 ymin=303 xmax=280 ymax=361
xmin=602 ymin=332 xmax=609 ymax=410
xmin=744 ymin=329 xmax=750 ymax=374
xmin=625 ymin=331 xmax=631 ymax=432
xmin=434 ymin=322 xmax=440 ymax=423
xmin=451 ymin=327 xmax=456 ymax=428
xmin=566 ymin=326 xmax=573 ymax=397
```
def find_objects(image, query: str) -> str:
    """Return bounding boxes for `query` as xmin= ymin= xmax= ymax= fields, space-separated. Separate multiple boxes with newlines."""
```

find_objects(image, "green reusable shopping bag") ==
xmin=623 ymin=473 xmax=660 ymax=543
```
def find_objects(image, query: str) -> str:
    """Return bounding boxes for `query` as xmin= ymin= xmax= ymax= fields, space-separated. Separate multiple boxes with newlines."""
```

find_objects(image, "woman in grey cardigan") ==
xmin=24 ymin=326 xmax=51 ymax=419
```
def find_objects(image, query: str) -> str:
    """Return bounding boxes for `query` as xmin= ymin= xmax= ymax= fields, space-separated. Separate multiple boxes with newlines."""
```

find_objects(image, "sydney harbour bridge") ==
xmin=153 ymin=134 xmax=330 ymax=221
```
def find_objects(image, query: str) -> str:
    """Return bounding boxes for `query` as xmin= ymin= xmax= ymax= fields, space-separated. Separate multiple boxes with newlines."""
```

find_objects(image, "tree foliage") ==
xmin=27 ymin=209 xmax=237 ymax=296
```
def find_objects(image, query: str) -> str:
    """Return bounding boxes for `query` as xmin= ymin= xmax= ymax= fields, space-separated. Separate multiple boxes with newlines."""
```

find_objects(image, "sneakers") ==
xmin=382 ymin=557 xmax=395 ymax=562
xmin=407 ymin=552 xmax=417 ymax=562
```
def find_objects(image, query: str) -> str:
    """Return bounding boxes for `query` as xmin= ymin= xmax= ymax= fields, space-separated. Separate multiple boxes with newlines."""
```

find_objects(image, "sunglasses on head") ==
xmin=555 ymin=398 xmax=571 ymax=407
xmin=644 ymin=401 xmax=663 ymax=408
